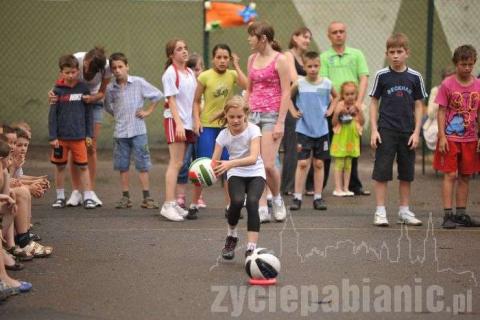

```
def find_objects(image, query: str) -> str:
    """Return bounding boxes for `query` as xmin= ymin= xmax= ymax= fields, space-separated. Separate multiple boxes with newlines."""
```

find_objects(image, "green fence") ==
xmin=1 ymin=0 xmax=479 ymax=148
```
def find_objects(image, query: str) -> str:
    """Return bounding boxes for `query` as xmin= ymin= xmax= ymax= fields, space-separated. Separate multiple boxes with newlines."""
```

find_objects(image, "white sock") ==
xmin=227 ymin=226 xmax=238 ymax=238
xmin=293 ymin=193 xmax=302 ymax=200
xmin=266 ymin=194 xmax=273 ymax=201
xmin=399 ymin=206 xmax=409 ymax=213
xmin=190 ymin=203 xmax=198 ymax=209
xmin=376 ymin=206 xmax=386 ymax=215
xmin=314 ymin=193 xmax=322 ymax=200
xmin=247 ymin=242 xmax=256 ymax=251
xmin=273 ymin=194 xmax=282 ymax=206
xmin=83 ymin=190 xmax=93 ymax=200
xmin=56 ymin=189 xmax=65 ymax=199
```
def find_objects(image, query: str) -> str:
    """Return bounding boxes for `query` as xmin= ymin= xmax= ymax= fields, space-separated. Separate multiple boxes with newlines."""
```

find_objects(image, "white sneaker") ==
xmin=344 ymin=190 xmax=355 ymax=197
xmin=91 ymin=191 xmax=103 ymax=207
xmin=333 ymin=190 xmax=347 ymax=197
xmin=374 ymin=211 xmax=389 ymax=226
xmin=272 ymin=199 xmax=286 ymax=222
xmin=160 ymin=203 xmax=184 ymax=222
xmin=173 ymin=202 xmax=188 ymax=218
xmin=66 ymin=190 xmax=82 ymax=207
xmin=398 ymin=210 xmax=422 ymax=226
xmin=259 ymin=207 xmax=271 ymax=223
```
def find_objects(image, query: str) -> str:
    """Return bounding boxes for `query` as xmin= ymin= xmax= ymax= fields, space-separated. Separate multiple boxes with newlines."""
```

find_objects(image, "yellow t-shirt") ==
xmin=198 ymin=69 xmax=238 ymax=128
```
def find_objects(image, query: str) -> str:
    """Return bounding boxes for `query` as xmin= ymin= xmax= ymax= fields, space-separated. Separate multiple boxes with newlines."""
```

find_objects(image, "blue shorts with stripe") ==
xmin=197 ymin=127 xmax=229 ymax=160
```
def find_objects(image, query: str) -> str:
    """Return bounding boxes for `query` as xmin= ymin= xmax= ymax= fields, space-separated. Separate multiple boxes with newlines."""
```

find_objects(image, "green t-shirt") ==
xmin=320 ymin=46 xmax=369 ymax=92
xmin=198 ymin=69 xmax=238 ymax=128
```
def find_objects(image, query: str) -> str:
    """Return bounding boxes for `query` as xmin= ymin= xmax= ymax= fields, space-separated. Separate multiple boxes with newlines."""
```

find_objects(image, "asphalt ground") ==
xmin=1 ymin=147 xmax=479 ymax=319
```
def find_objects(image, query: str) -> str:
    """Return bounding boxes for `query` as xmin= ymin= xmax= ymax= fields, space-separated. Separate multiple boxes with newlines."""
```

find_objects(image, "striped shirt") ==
xmin=105 ymin=76 xmax=163 ymax=138
xmin=370 ymin=67 xmax=427 ymax=133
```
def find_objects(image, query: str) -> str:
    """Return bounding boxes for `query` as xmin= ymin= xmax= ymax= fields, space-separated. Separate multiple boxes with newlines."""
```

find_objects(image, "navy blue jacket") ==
xmin=48 ymin=79 xmax=93 ymax=141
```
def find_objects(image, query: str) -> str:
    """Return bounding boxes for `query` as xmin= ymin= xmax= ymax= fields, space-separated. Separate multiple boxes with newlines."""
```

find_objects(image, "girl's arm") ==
xmin=332 ymin=101 xmax=343 ymax=127
xmin=83 ymin=76 xmax=111 ymax=104
xmin=289 ymin=81 xmax=301 ymax=119
xmin=232 ymin=53 xmax=248 ymax=90
xmin=212 ymin=143 xmax=223 ymax=162
xmin=326 ymin=87 xmax=340 ymax=117
xmin=244 ymin=54 xmax=254 ymax=104
xmin=355 ymin=104 xmax=365 ymax=126
xmin=273 ymin=54 xmax=291 ymax=140
xmin=214 ymin=137 xmax=261 ymax=176
xmin=193 ymin=82 xmax=205 ymax=135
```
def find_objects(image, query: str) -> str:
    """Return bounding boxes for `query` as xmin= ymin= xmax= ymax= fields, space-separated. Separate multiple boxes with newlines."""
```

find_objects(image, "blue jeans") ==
xmin=177 ymin=143 xmax=196 ymax=184
xmin=113 ymin=134 xmax=151 ymax=172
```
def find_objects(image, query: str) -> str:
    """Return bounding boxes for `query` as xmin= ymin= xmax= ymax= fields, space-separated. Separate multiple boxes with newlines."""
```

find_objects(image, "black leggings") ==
xmin=227 ymin=176 xmax=265 ymax=232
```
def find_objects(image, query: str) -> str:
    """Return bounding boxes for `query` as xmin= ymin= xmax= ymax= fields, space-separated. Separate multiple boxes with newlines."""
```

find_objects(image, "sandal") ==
xmin=141 ymin=197 xmax=159 ymax=209
xmin=83 ymin=199 xmax=96 ymax=209
xmin=51 ymin=198 xmax=66 ymax=209
xmin=6 ymin=246 xmax=34 ymax=262
xmin=115 ymin=196 xmax=132 ymax=209
xmin=20 ymin=241 xmax=53 ymax=258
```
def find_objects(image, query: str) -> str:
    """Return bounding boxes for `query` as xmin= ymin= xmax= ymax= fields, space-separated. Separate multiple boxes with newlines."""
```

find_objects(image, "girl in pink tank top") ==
xmin=248 ymin=53 xmax=282 ymax=113
xmin=246 ymin=21 xmax=291 ymax=224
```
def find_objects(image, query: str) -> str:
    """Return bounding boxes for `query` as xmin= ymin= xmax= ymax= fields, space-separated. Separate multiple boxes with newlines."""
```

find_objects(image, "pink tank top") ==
xmin=248 ymin=53 xmax=282 ymax=113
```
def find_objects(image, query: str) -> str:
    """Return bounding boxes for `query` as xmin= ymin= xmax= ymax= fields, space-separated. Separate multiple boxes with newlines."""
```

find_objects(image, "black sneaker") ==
xmin=441 ymin=213 xmax=457 ymax=229
xmin=313 ymin=198 xmax=327 ymax=210
xmin=453 ymin=214 xmax=480 ymax=227
xmin=267 ymin=199 xmax=273 ymax=208
xmin=224 ymin=207 xmax=229 ymax=219
xmin=222 ymin=236 xmax=238 ymax=260
xmin=51 ymin=198 xmax=66 ymax=209
xmin=187 ymin=207 xmax=199 ymax=220
xmin=290 ymin=198 xmax=302 ymax=211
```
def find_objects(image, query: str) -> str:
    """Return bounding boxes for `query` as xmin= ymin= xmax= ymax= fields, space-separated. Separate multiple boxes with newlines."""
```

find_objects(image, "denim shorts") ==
xmin=249 ymin=112 xmax=278 ymax=132
xmin=92 ymin=103 xmax=104 ymax=124
xmin=113 ymin=134 xmax=151 ymax=172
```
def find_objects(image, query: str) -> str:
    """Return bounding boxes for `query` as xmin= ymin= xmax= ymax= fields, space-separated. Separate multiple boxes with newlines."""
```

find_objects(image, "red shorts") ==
xmin=50 ymin=139 xmax=88 ymax=166
xmin=164 ymin=118 xmax=197 ymax=144
xmin=433 ymin=140 xmax=478 ymax=175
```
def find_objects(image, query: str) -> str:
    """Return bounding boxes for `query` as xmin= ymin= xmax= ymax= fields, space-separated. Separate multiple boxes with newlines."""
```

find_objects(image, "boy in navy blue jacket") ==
xmin=48 ymin=54 xmax=96 ymax=209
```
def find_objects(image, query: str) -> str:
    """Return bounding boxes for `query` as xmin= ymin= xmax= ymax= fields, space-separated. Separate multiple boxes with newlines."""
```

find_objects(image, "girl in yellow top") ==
xmin=190 ymin=44 xmax=248 ymax=216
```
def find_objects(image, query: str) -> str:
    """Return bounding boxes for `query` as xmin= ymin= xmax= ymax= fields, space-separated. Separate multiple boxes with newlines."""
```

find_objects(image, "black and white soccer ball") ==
xmin=245 ymin=248 xmax=281 ymax=279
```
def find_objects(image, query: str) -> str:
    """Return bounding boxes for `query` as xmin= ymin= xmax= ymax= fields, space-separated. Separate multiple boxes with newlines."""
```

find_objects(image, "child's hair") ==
xmin=340 ymin=81 xmax=358 ymax=99
xmin=58 ymin=54 xmax=79 ymax=70
xmin=186 ymin=53 xmax=202 ymax=69
xmin=386 ymin=33 xmax=409 ymax=50
xmin=2 ymin=125 xmax=16 ymax=135
xmin=213 ymin=95 xmax=249 ymax=127
xmin=212 ymin=44 xmax=232 ymax=58
xmin=441 ymin=65 xmax=455 ymax=79
xmin=109 ymin=52 xmax=128 ymax=67
xmin=247 ymin=21 xmax=282 ymax=52
xmin=11 ymin=121 xmax=31 ymax=133
xmin=288 ymin=27 xmax=312 ymax=49
xmin=164 ymin=38 xmax=186 ymax=70
xmin=0 ymin=135 xmax=10 ymax=158
xmin=14 ymin=127 xmax=30 ymax=141
xmin=302 ymin=51 xmax=319 ymax=62
xmin=452 ymin=45 xmax=477 ymax=64
xmin=85 ymin=46 xmax=107 ymax=74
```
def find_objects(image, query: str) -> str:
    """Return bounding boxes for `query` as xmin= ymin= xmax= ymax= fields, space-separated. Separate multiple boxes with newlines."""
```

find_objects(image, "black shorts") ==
xmin=296 ymin=133 xmax=330 ymax=160
xmin=372 ymin=128 xmax=415 ymax=182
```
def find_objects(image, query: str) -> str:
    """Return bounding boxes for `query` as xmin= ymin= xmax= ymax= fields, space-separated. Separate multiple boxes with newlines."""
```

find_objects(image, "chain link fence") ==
xmin=1 ymin=0 xmax=479 ymax=149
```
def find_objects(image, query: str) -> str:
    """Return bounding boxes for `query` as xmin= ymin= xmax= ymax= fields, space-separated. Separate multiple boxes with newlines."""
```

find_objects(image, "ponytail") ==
xmin=271 ymin=40 xmax=282 ymax=52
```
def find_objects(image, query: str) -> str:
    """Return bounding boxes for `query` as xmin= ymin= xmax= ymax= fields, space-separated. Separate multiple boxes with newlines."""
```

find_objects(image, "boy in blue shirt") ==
xmin=104 ymin=52 xmax=163 ymax=209
xmin=369 ymin=33 xmax=427 ymax=226
xmin=290 ymin=51 xmax=338 ymax=211
xmin=49 ymin=54 xmax=96 ymax=209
